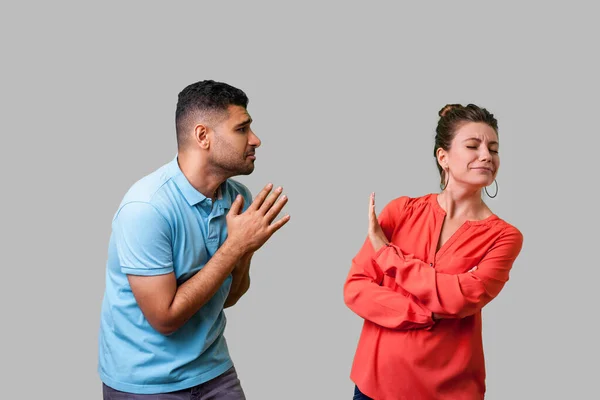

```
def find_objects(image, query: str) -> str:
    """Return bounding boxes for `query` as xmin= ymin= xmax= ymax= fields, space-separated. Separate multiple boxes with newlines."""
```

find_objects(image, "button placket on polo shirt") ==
xmin=206 ymin=200 xmax=225 ymax=256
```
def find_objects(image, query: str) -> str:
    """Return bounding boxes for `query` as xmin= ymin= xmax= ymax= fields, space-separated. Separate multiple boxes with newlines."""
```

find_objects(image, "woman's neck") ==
xmin=437 ymin=187 xmax=491 ymax=220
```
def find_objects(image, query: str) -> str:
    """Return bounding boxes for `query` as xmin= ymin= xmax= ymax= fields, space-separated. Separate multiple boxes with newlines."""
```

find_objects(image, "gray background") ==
xmin=2 ymin=2 xmax=598 ymax=399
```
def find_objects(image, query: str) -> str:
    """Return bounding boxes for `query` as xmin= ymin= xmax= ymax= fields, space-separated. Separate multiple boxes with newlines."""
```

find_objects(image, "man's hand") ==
xmin=368 ymin=192 xmax=389 ymax=252
xmin=226 ymin=183 xmax=290 ymax=253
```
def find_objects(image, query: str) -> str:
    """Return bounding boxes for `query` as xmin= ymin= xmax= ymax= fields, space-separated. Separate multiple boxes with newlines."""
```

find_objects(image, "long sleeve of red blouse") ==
xmin=374 ymin=227 xmax=523 ymax=318
xmin=344 ymin=202 xmax=434 ymax=330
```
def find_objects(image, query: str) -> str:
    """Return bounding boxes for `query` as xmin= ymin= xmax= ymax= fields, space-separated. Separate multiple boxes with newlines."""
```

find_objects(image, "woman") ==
xmin=343 ymin=104 xmax=523 ymax=400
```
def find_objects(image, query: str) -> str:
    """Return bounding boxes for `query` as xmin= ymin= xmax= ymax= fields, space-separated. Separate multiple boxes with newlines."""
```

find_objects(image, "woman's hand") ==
xmin=368 ymin=192 xmax=390 ymax=252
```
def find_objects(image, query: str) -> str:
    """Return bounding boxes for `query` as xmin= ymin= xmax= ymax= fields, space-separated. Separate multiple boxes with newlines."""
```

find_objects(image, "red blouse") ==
xmin=344 ymin=194 xmax=523 ymax=399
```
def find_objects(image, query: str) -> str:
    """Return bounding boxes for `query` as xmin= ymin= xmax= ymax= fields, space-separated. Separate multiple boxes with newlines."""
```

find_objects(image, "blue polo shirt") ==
xmin=98 ymin=156 xmax=252 ymax=394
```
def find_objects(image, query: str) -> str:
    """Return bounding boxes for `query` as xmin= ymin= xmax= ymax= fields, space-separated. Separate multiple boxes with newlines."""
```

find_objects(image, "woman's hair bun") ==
xmin=439 ymin=104 xmax=462 ymax=118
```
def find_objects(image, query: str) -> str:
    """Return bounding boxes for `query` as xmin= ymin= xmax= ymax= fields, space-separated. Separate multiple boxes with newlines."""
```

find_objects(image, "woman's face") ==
xmin=439 ymin=122 xmax=499 ymax=190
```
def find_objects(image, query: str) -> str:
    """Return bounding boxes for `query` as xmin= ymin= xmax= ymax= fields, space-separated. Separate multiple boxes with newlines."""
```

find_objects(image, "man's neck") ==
xmin=177 ymin=154 xmax=227 ymax=200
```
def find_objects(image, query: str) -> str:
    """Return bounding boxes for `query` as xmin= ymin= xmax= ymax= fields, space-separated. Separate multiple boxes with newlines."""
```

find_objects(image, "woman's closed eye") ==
xmin=467 ymin=145 xmax=498 ymax=154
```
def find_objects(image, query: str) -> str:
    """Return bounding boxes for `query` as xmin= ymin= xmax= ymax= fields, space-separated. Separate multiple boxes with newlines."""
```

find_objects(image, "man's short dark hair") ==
xmin=175 ymin=80 xmax=249 ymax=146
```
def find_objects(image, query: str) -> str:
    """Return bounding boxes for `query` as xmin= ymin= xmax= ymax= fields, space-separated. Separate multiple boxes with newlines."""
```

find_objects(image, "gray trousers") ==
xmin=102 ymin=367 xmax=245 ymax=400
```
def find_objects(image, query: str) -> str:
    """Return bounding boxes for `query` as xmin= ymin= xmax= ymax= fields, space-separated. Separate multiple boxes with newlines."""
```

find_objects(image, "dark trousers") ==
xmin=102 ymin=367 xmax=245 ymax=400
xmin=353 ymin=385 xmax=374 ymax=400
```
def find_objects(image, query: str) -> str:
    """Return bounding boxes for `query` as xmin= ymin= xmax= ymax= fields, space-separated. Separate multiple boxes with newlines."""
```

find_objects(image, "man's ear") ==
xmin=194 ymin=123 xmax=210 ymax=150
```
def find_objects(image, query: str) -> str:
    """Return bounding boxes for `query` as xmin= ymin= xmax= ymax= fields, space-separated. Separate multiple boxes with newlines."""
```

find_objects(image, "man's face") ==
xmin=208 ymin=105 xmax=261 ymax=176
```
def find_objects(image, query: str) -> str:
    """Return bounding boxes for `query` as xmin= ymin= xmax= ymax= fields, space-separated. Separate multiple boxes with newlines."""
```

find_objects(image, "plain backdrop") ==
xmin=2 ymin=2 xmax=598 ymax=399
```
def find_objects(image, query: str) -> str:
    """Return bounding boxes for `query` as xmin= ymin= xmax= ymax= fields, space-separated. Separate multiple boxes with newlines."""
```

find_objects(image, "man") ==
xmin=98 ymin=80 xmax=289 ymax=399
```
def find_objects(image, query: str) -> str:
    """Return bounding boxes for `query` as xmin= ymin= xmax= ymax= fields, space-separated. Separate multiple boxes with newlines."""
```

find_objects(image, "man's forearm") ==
xmin=224 ymin=253 xmax=253 ymax=308
xmin=165 ymin=241 xmax=244 ymax=331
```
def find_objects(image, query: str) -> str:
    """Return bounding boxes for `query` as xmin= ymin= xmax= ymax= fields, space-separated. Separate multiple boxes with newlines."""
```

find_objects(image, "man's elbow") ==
xmin=152 ymin=322 xmax=178 ymax=336
xmin=224 ymin=285 xmax=250 ymax=309
xmin=223 ymin=298 xmax=238 ymax=309
xmin=147 ymin=316 xmax=181 ymax=336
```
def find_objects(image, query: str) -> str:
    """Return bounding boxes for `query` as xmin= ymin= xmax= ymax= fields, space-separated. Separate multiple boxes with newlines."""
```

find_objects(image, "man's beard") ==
xmin=211 ymin=154 xmax=255 ymax=176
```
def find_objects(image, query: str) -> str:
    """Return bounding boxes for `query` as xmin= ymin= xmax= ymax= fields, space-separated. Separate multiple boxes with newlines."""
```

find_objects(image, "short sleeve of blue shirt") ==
xmin=113 ymin=202 xmax=174 ymax=276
